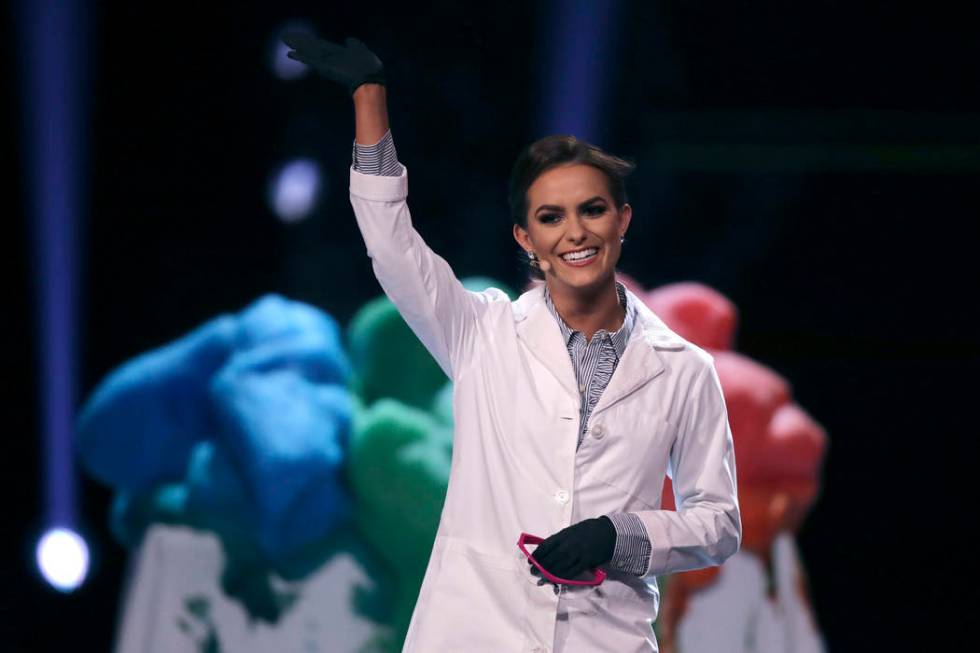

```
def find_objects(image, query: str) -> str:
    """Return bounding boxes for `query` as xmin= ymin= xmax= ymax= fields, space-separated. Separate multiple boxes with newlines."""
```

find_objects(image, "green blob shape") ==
xmin=346 ymin=297 xmax=447 ymax=410
xmin=431 ymin=381 xmax=453 ymax=427
xmin=348 ymin=399 xmax=452 ymax=643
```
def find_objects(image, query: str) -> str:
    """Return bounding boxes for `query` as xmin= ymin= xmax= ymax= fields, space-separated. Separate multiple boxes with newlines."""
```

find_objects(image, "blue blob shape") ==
xmin=185 ymin=441 xmax=251 ymax=530
xmin=76 ymin=294 xmax=355 ymax=565
xmin=208 ymin=363 xmax=352 ymax=561
xmin=76 ymin=314 xmax=238 ymax=491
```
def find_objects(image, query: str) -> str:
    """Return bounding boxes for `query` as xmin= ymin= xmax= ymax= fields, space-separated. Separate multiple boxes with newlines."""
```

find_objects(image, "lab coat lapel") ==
xmin=590 ymin=288 xmax=687 ymax=418
xmin=513 ymin=285 xmax=580 ymax=402
xmin=513 ymin=284 xmax=687 ymax=413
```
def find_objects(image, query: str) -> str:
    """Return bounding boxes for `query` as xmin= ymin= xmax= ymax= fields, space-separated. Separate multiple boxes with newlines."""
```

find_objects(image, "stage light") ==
xmin=17 ymin=0 xmax=89 ymax=577
xmin=36 ymin=527 xmax=89 ymax=592
xmin=269 ymin=21 xmax=314 ymax=81
xmin=268 ymin=158 xmax=323 ymax=223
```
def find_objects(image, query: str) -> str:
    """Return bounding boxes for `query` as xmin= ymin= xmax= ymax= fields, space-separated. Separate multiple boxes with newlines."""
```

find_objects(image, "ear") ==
xmin=513 ymin=223 xmax=531 ymax=252
xmin=619 ymin=203 xmax=633 ymax=239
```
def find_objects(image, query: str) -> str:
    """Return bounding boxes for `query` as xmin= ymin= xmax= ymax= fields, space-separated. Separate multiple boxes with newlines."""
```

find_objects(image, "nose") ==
xmin=564 ymin=214 xmax=588 ymax=244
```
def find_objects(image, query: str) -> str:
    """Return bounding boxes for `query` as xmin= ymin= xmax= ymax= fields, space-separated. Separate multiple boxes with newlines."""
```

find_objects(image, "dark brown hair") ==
xmin=508 ymin=134 xmax=636 ymax=279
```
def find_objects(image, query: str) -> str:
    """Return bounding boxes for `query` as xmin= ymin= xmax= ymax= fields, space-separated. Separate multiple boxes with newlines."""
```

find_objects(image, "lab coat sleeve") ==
xmin=635 ymin=357 xmax=742 ymax=577
xmin=349 ymin=164 xmax=491 ymax=380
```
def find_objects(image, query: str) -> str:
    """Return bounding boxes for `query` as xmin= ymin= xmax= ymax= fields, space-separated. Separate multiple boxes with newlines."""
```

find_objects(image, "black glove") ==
xmin=529 ymin=516 xmax=616 ymax=583
xmin=282 ymin=34 xmax=385 ymax=95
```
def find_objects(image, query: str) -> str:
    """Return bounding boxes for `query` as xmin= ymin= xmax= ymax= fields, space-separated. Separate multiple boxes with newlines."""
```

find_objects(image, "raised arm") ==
xmin=353 ymin=83 xmax=389 ymax=145
xmin=283 ymin=34 xmax=500 ymax=379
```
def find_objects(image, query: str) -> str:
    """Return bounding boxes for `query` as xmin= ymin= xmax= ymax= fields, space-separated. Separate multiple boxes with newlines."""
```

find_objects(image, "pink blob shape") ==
xmin=645 ymin=282 xmax=738 ymax=351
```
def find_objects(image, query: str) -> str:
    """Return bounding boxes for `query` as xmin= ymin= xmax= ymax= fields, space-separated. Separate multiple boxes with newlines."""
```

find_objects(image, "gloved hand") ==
xmin=529 ymin=516 xmax=616 ymax=583
xmin=282 ymin=33 xmax=385 ymax=95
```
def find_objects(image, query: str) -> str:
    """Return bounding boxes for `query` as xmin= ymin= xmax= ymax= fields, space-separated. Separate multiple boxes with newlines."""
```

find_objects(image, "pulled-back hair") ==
xmin=508 ymin=134 xmax=636 ymax=279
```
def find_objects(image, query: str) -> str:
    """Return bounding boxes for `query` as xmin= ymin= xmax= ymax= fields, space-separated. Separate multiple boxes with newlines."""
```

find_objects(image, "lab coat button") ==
xmin=578 ymin=383 xmax=586 ymax=392
xmin=554 ymin=490 xmax=570 ymax=505
xmin=591 ymin=425 xmax=605 ymax=439
xmin=616 ymin=560 xmax=626 ymax=569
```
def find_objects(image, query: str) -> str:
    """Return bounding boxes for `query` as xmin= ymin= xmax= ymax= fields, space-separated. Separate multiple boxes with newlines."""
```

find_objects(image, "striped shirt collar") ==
xmin=543 ymin=281 xmax=636 ymax=358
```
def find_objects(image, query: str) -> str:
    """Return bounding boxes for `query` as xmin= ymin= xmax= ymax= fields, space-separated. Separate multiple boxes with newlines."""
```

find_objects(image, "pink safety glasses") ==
xmin=517 ymin=533 xmax=607 ymax=586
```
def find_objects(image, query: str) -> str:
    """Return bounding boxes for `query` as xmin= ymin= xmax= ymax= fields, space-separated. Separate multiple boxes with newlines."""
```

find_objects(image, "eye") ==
xmin=539 ymin=213 xmax=562 ymax=224
xmin=585 ymin=204 xmax=607 ymax=216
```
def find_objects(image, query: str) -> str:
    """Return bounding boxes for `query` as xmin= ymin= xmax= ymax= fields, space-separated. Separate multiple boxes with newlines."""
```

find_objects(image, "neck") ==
xmin=547 ymin=277 xmax=625 ymax=341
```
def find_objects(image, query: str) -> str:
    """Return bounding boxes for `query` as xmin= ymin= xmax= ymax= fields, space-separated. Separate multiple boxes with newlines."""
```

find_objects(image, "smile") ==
xmin=559 ymin=247 xmax=598 ymax=266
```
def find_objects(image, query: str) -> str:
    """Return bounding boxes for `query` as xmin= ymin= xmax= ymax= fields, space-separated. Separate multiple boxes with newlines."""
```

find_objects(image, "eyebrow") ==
xmin=534 ymin=196 xmax=606 ymax=216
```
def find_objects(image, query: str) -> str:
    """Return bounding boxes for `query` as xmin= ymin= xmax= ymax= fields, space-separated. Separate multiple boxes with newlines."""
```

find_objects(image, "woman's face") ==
xmin=513 ymin=163 xmax=632 ymax=294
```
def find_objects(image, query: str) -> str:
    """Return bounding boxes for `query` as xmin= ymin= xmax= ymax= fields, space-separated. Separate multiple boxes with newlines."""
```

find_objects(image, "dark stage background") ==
xmin=5 ymin=1 xmax=978 ymax=650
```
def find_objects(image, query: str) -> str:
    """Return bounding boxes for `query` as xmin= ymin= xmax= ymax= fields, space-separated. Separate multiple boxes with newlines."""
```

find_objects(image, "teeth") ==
xmin=561 ymin=248 xmax=598 ymax=261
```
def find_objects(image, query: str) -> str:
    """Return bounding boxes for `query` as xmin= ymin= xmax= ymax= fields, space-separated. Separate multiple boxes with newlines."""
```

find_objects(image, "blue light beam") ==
xmin=537 ymin=0 xmax=625 ymax=144
xmin=17 ymin=0 xmax=91 ymax=551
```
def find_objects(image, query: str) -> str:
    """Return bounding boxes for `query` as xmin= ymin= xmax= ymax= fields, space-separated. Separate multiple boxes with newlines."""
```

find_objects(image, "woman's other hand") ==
xmin=282 ymin=34 xmax=385 ymax=95
xmin=530 ymin=517 xmax=617 ymax=581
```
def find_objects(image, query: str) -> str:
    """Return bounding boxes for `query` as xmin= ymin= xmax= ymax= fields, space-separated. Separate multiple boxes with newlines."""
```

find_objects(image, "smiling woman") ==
xmin=509 ymin=136 xmax=636 ymax=341
xmin=285 ymin=32 xmax=741 ymax=653
xmin=509 ymin=135 xmax=635 ymax=274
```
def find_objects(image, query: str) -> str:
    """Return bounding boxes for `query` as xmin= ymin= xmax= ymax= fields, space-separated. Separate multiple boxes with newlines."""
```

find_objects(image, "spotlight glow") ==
xmin=270 ymin=22 xmax=314 ymax=80
xmin=269 ymin=159 xmax=323 ymax=223
xmin=36 ymin=528 xmax=89 ymax=592
xmin=272 ymin=40 xmax=309 ymax=80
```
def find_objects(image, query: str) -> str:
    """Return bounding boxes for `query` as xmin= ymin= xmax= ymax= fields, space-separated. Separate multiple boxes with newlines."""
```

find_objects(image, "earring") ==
xmin=620 ymin=235 xmax=625 ymax=244
xmin=527 ymin=250 xmax=550 ymax=272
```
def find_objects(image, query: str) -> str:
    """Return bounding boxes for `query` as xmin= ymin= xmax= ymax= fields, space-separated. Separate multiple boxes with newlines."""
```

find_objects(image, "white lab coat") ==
xmin=349 ymin=165 xmax=741 ymax=653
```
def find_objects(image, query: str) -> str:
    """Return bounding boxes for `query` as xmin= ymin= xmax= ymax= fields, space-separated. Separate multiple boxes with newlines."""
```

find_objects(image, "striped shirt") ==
xmin=352 ymin=130 xmax=403 ymax=176
xmin=353 ymin=130 xmax=651 ymax=576
xmin=543 ymin=284 xmax=651 ymax=575
xmin=544 ymin=283 xmax=635 ymax=450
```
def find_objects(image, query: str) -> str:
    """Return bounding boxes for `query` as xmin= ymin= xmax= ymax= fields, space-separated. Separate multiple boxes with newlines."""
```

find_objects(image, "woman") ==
xmin=284 ymin=34 xmax=741 ymax=653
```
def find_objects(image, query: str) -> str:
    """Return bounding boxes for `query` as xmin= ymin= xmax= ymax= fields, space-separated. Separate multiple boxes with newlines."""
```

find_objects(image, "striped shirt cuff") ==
xmin=351 ymin=129 xmax=404 ymax=176
xmin=605 ymin=512 xmax=652 ymax=576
